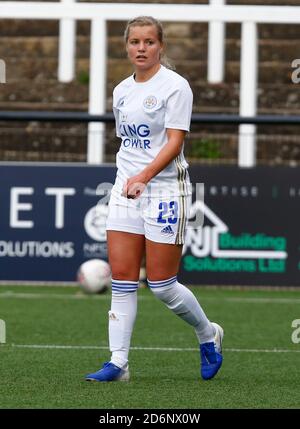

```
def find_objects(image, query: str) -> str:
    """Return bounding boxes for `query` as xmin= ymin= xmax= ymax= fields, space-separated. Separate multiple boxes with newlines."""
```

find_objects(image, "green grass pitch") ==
xmin=0 ymin=285 xmax=300 ymax=409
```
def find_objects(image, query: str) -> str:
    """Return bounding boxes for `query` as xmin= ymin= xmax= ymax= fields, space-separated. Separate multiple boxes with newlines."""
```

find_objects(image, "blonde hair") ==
xmin=124 ymin=16 xmax=174 ymax=70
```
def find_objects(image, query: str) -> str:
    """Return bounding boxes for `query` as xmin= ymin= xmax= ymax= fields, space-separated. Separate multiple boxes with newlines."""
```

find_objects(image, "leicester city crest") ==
xmin=143 ymin=95 xmax=157 ymax=109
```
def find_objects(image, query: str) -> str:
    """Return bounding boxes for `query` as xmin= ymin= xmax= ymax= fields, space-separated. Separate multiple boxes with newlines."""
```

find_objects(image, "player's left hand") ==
xmin=122 ymin=174 xmax=148 ymax=199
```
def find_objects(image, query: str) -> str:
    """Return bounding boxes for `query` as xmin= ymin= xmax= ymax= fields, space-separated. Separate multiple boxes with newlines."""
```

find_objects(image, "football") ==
xmin=77 ymin=259 xmax=111 ymax=294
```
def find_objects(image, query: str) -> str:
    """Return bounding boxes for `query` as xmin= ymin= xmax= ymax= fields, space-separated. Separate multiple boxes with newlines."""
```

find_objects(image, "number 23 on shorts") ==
xmin=157 ymin=201 xmax=178 ymax=224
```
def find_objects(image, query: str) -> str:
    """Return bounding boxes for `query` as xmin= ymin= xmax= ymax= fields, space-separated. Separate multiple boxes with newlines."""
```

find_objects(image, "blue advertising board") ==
xmin=0 ymin=163 xmax=299 ymax=286
xmin=0 ymin=163 xmax=116 ymax=282
xmin=183 ymin=164 xmax=299 ymax=286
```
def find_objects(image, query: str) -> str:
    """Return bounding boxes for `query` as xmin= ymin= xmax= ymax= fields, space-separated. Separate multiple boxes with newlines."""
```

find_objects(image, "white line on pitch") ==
xmin=10 ymin=344 xmax=300 ymax=353
xmin=0 ymin=292 xmax=111 ymax=300
xmin=1 ymin=291 xmax=300 ymax=304
xmin=224 ymin=297 xmax=300 ymax=304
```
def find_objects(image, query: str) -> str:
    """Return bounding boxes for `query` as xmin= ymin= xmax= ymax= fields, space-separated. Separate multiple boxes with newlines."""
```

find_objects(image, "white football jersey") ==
xmin=112 ymin=65 xmax=193 ymax=197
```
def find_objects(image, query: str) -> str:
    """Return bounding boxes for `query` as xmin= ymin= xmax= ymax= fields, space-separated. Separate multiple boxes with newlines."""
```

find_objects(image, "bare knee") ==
xmin=111 ymin=267 xmax=140 ymax=281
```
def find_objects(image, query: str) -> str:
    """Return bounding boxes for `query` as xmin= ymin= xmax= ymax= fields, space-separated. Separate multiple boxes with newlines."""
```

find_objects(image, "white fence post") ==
xmin=88 ymin=19 xmax=106 ymax=164
xmin=0 ymin=59 xmax=6 ymax=83
xmin=238 ymin=21 xmax=258 ymax=167
xmin=208 ymin=0 xmax=225 ymax=83
xmin=58 ymin=0 xmax=76 ymax=82
xmin=0 ymin=320 xmax=6 ymax=344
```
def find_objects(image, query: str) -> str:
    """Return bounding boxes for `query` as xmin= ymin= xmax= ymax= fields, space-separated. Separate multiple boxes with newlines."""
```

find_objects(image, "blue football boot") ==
xmin=85 ymin=361 xmax=129 ymax=382
xmin=200 ymin=322 xmax=224 ymax=380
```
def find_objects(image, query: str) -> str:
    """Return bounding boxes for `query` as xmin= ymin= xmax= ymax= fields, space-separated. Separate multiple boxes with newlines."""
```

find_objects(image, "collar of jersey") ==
xmin=132 ymin=65 xmax=164 ymax=85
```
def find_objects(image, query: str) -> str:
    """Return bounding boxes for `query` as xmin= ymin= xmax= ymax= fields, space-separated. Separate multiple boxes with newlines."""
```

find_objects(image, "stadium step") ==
xmin=192 ymin=83 xmax=300 ymax=113
xmin=1 ymin=80 xmax=299 ymax=113
xmin=2 ymin=56 xmax=295 ymax=84
xmin=1 ymin=35 xmax=299 ymax=64
xmin=1 ymin=124 xmax=299 ymax=164
xmin=0 ymin=124 xmax=88 ymax=162
xmin=0 ymin=36 xmax=90 ymax=59
xmin=0 ymin=101 xmax=88 ymax=111
xmin=104 ymin=58 xmax=297 ymax=86
xmin=0 ymin=81 xmax=89 ymax=104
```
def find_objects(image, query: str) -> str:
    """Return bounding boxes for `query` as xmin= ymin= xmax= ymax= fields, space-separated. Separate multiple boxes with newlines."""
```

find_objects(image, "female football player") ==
xmin=86 ymin=16 xmax=223 ymax=382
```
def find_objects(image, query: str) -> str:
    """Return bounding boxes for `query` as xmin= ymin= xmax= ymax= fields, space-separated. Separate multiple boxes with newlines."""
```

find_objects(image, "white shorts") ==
xmin=106 ymin=191 xmax=191 ymax=245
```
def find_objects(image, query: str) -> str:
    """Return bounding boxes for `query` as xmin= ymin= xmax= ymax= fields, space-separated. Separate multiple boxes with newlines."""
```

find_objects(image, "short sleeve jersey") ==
xmin=112 ymin=65 xmax=193 ymax=197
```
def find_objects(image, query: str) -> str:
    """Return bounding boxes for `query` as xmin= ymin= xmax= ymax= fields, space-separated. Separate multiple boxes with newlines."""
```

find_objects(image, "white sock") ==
xmin=148 ymin=276 xmax=215 ymax=344
xmin=109 ymin=279 xmax=138 ymax=368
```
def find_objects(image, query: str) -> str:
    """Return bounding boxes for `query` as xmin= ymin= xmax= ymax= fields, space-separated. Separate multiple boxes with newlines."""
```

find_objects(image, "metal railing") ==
xmin=1 ymin=111 xmax=300 ymax=125
xmin=1 ymin=2 xmax=300 ymax=166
